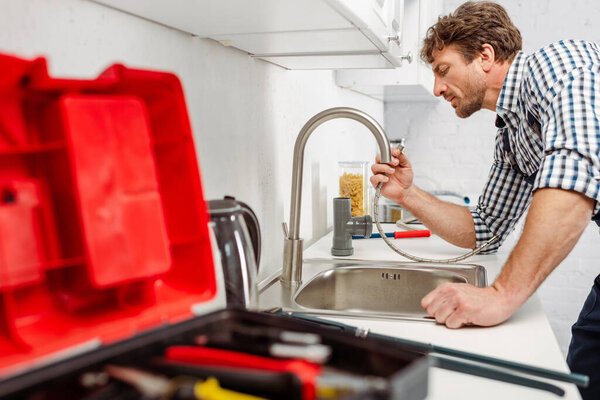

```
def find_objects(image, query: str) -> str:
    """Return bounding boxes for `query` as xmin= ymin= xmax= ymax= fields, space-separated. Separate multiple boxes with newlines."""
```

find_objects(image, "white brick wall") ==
xmin=385 ymin=0 xmax=600 ymax=355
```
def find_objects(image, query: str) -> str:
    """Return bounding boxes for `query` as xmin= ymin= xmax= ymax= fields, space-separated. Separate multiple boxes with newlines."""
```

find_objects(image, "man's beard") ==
xmin=454 ymin=76 xmax=485 ymax=118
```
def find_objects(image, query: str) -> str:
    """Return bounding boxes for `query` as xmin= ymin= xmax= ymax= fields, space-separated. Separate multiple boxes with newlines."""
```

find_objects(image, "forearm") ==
xmin=493 ymin=188 xmax=594 ymax=309
xmin=421 ymin=188 xmax=594 ymax=328
xmin=400 ymin=185 xmax=476 ymax=249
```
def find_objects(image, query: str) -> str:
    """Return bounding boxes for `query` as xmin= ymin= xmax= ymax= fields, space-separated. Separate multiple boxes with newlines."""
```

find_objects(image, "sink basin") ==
xmin=291 ymin=261 xmax=487 ymax=321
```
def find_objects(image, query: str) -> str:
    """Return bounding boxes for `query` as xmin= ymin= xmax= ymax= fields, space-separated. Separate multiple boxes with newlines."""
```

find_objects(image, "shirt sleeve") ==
xmin=535 ymin=68 xmax=600 ymax=217
xmin=470 ymin=132 xmax=533 ymax=253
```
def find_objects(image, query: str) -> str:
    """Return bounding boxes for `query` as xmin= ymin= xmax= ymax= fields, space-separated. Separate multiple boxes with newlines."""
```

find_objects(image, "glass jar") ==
xmin=378 ymin=198 xmax=404 ymax=223
xmin=338 ymin=161 xmax=368 ymax=217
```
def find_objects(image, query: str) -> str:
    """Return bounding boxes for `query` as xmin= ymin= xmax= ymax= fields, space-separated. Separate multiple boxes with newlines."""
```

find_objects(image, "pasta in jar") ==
xmin=338 ymin=161 xmax=368 ymax=217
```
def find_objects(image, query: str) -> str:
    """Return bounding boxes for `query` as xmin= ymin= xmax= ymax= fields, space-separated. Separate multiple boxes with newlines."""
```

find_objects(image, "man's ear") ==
xmin=479 ymin=44 xmax=496 ymax=72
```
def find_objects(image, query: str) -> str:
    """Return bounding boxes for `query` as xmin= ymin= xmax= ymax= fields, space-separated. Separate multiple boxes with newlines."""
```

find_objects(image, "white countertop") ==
xmin=261 ymin=225 xmax=582 ymax=400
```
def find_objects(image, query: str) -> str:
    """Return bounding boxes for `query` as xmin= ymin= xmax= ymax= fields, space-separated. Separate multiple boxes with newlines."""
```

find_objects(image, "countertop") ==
xmin=259 ymin=224 xmax=582 ymax=400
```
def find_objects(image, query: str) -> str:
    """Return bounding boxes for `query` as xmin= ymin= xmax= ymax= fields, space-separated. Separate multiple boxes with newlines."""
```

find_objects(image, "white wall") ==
xmin=0 ymin=0 xmax=384 ymax=284
xmin=385 ymin=0 xmax=600 ymax=355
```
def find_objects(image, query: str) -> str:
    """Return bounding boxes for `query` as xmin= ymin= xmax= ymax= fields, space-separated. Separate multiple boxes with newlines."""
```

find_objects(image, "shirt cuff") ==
xmin=470 ymin=209 xmax=502 ymax=254
xmin=534 ymin=152 xmax=600 ymax=217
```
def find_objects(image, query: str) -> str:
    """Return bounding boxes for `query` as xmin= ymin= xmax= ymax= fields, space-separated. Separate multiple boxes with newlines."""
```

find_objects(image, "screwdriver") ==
xmin=353 ymin=230 xmax=431 ymax=239
xmin=104 ymin=365 xmax=267 ymax=400
xmin=195 ymin=325 xmax=332 ymax=364
xmin=165 ymin=346 xmax=388 ymax=400
xmin=195 ymin=334 xmax=331 ymax=364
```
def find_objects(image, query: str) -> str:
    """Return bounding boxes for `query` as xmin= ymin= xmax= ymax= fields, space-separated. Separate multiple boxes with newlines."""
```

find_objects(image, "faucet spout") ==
xmin=281 ymin=107 xmax=392 ymax=287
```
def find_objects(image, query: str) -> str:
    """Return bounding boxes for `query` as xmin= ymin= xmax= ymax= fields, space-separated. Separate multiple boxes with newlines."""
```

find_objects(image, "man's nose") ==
xmin=433 ymin=77 xmax=446 ymax=97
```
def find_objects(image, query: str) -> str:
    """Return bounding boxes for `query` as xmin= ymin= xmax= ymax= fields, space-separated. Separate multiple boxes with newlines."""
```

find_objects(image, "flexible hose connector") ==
xmin=373 ymin=183 xmax=501 ymax=263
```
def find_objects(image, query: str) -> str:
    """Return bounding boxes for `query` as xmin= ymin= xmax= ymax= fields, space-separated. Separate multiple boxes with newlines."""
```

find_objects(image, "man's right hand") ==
xmin=370 ymin=147 xmax=414 ymax=204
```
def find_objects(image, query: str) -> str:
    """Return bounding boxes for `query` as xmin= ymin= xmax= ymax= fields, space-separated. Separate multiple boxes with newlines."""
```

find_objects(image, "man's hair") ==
xmin=420 ymin=1 xmax=522 ymax=64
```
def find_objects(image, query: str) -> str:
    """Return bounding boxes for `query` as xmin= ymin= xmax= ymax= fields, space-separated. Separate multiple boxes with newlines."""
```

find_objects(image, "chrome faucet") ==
xmin=281 ymin=107 xmax=392 ymax=287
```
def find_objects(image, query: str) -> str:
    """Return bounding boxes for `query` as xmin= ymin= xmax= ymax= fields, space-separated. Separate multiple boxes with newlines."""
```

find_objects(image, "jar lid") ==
xmin=338 ymin=161 xmax=369 ymax=167
xmin=208 ymin=199 xmax=242 ymax=215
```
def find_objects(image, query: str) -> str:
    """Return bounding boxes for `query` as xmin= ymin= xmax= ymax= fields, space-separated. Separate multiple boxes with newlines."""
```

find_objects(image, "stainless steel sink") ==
xmin=289 ymin=261 xmax=487 ymax=321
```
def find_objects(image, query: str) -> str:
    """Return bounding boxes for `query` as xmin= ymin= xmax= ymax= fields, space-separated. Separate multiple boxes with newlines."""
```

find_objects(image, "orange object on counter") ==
xmin=394 ymin=230 xmax=431 ymax=239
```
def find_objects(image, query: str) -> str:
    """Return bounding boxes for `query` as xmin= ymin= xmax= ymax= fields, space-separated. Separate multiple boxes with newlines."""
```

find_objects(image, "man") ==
xmin=370 ymin=2 xmax=600 ymax=399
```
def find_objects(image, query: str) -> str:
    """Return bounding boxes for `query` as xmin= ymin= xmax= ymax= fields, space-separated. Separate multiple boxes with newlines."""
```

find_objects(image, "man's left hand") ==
xmin=421 ymin=283 xmax=516 ymax=328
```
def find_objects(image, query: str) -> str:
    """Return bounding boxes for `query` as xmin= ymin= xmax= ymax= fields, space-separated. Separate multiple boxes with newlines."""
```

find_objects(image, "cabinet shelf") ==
xmin=90 ymin=0 xmax=406 ymax=70
xmin=335 ymin=0 xmax=442 ymax=101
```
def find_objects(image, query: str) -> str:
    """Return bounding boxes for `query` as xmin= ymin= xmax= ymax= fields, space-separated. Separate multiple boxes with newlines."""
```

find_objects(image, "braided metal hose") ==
xmin=373 ymin=182 xmax=501 ymax=263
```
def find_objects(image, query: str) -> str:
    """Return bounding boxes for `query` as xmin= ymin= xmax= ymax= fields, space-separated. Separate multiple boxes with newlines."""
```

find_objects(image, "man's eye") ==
xmin=439 ymin=67 xmax=449 ymax=76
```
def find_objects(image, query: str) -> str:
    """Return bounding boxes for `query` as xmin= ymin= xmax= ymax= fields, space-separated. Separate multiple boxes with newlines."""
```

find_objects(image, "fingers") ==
xmin=446 ymin=310 xmax=468 ymax=329
xmin=371 ymin=163 xmax=396 ymax=175
xmin=433 ymin=300 xmax=456 ymax=324
xmin=372 ymin=152 xmax=399 ymax=178
xmin=421 ymin=283 xmax=468 ymax=328
xmin=376 ymin=147 xmax=398 ymax=163
xmin=371 ymin=146 xmax=411 ymax=190
xmin=376 ymin=147 xmax=403 ymax=166
xmin=422 ymin=284 xmax=455 ymax=324
xmin=422 ymin=284 xmax=511 ymax=328
xmin=395 ymin=151 xmax=411 ymax=168
xmin=421 ymin=284 xmax=444 ymax=309
xmin=370 ymin=174 xmax=389 ymax=187
xmin=370 ymin=158 xmax=396 ymax=188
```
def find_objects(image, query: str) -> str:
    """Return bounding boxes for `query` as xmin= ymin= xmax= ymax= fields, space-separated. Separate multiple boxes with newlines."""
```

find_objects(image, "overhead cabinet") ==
xmin=335 ymin=0 xmax=443 ymax=101
xmin=92 ymin=0 xmax=408 ymax=69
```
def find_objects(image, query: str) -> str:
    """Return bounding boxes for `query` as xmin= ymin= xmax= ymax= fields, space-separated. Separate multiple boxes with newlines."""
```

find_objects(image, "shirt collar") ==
xmin=496 ymin=51 xmax=526 ymax=115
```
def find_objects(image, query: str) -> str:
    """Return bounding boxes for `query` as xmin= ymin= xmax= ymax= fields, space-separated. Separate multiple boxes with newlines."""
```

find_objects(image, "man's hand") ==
xmin=421 ymin=282 xmax=517 ymax=328
xmin=370 ymin=147 xmax=414 ymax=204
xmin=422 ymin=189 xmax=594 ymax=329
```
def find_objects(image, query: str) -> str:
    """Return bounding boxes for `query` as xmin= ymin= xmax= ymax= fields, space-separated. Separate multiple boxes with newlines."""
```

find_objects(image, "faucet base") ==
xmin=279 ymin=277 xmax=302 ymax=288
xmin=332 ymin=248 xmax=354 ymax=256
xmin=281 ymin=237 xmax=303 ymax=286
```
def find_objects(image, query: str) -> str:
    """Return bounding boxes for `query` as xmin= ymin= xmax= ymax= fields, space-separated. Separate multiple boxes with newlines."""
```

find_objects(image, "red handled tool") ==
xmin=166 ymin=346 xmax=320 ymax=400
xmin=393 ymin=230 xmax=430 ymax=238
xmin=165 ymin=346 xmax=387 ymax=400
xmin=353 ymin=230 xmax=431 ymax=239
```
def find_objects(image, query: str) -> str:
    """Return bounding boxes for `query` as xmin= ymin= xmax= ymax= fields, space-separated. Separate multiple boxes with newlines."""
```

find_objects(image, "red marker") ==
xmin=353 ymin=230 xmax=431 ymax=239
xmin=394 ymin=230 xmax=431 ymax=239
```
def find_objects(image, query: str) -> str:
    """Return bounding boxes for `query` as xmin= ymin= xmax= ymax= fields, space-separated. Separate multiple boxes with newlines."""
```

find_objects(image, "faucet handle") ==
xmin=281 ymin=222 xmax=289 ymax=238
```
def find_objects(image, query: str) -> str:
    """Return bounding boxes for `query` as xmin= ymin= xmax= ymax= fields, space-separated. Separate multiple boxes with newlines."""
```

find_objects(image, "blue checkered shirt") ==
xmin=472 ymin=40 xmax=600 ymax=253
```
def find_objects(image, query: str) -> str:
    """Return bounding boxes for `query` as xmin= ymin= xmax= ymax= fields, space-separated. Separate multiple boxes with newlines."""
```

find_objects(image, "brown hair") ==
xmin=421 ymin=1 xmax=522 ymax=64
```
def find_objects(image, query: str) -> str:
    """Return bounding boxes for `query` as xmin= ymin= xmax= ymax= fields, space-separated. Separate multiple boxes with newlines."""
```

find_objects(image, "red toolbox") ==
xmin=0 ymin=53 xmax=429 ymax=400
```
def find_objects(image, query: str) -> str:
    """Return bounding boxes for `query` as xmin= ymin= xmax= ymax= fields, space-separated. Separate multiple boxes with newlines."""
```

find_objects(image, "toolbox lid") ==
xmin=0 ymin=53 xmax=217 ymax=376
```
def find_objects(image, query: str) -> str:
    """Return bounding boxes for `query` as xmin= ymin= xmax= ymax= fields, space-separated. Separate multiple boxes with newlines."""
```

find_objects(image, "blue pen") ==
xmin=352 ymin=232 xmax=394 ymax=239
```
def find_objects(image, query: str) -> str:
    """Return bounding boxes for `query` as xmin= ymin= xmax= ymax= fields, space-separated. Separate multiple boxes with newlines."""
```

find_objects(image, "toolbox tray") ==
xmin=0 ymin=309 xmax=429 ymax=400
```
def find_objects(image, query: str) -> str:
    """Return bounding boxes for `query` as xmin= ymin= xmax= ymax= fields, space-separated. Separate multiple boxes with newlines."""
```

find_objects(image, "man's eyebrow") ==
xmin=433 ymin=63 xmax=448 ymax=74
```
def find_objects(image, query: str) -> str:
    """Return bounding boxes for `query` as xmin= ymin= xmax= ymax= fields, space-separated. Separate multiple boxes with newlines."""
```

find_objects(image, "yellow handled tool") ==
xmin=194 ymin=377 xmax=266 ymax=400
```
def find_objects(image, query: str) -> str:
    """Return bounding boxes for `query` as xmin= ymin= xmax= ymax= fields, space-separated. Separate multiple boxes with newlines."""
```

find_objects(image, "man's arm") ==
xmin=371 ymin=147 xmax=478 ymax=249
xmin=372 ymin=138 xmax=533 ymax=254
xmin=421 ymin=187 xmax=594 ymax=328
xmin=399 ymin=185 xmax=477 ymax=249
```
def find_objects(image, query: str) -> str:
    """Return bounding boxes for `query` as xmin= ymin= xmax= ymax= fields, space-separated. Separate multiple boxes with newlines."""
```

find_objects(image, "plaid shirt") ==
xmin=472 ymin=40 xmax=600 ymax=252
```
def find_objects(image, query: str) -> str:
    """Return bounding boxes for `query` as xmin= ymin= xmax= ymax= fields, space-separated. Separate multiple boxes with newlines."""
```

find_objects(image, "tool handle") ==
xmin=434 ymin=356 xmax=565 ymax=397
xmin=394 ymin=230 xmax=431 ymax=239
xmin=166 ymin=346 xmax=320 ymax=400
xmin=276 ymin=311 xmax=589 ymax=388
xmin=352 ymin=232 xmax=393 ymax=239
xmin=152 ymin=359 xmax=304 ymax=400
xmin=195 ymin=377 xmax=267 ymax=400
